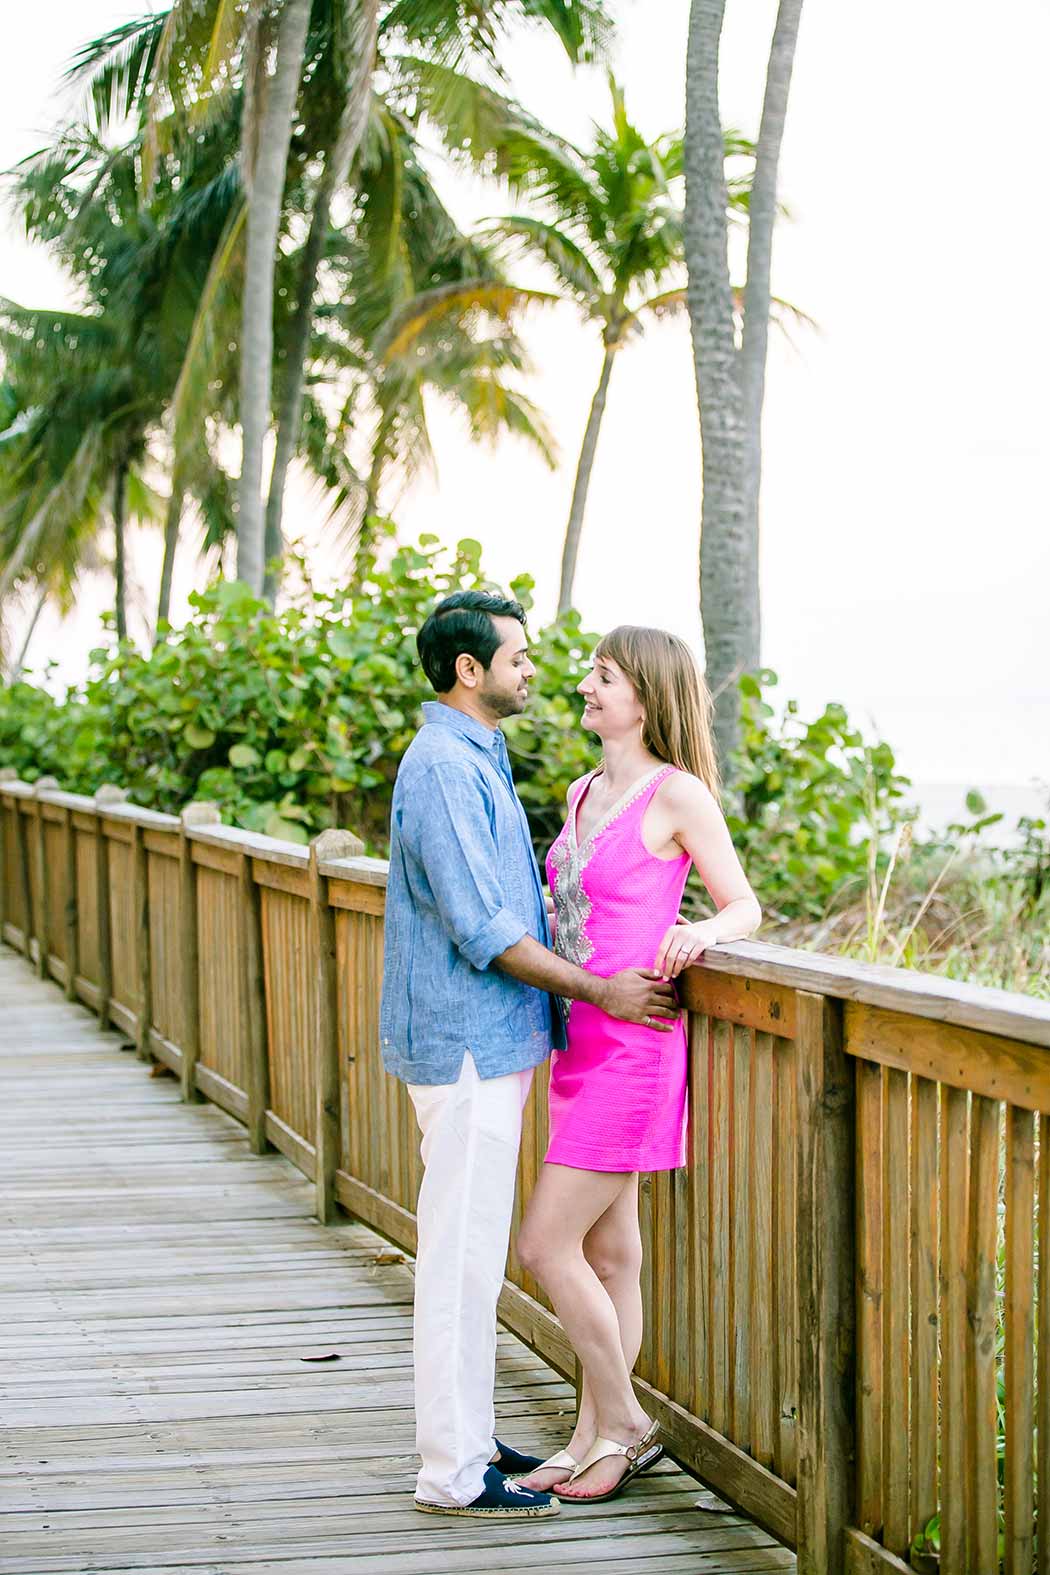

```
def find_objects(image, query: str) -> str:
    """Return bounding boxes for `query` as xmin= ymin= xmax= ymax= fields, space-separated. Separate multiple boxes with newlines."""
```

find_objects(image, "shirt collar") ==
xmin=421 ymin=699 xmax=504 ymax=753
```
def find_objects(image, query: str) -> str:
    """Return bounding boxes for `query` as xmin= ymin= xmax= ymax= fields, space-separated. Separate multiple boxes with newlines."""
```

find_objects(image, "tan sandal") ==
xmin=510 ymin=1447 xmax=579 ymax=1483
xmin=557 ymin=1419 xmax=662 ymax=1502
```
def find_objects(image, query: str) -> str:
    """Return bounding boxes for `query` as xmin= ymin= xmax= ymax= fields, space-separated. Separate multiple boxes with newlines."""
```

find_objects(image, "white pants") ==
xmin=406 ymin=1053 xmax=534 ymax=1506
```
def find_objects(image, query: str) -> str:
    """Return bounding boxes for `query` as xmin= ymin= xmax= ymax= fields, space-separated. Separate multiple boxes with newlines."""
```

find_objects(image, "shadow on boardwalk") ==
xmin=0 ymin=946 xmax=793 ymax=1575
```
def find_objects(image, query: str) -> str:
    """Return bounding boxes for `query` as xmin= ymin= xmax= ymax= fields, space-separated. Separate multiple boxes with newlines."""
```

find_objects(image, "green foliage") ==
xmin=0 ymin=532 xmax=598 ymax=850
xmin=727 ymin=669 xmax=912 ymax=923
xmin=2 ymin=531 xmax=1044 ymax=1005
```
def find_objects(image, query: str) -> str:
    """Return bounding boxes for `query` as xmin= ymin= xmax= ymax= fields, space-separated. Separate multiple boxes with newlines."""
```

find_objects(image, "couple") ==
xmin=379 ymin=591 xmax=760 ymax=1520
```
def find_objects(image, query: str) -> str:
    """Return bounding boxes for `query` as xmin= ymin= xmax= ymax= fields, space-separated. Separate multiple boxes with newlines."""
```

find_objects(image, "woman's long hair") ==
xmin=594 ymin=626 xmax=721 ymax=801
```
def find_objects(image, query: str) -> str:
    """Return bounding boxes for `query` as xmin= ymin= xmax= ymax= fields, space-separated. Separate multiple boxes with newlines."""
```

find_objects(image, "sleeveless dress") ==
xmin=544 ymin=764 xmax=691 ymax=1173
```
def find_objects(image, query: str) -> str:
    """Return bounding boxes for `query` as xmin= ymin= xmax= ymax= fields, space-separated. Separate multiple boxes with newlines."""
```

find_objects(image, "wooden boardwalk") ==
xmin=0 ymin=947 xmax=793 ymax=1575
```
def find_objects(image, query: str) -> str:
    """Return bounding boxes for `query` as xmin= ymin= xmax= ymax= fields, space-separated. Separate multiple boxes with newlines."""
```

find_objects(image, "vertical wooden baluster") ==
xmin=178 ymin=804 xmax=219 ymax=1102
xmin=637 ymin=1171 xmax=654 ymax=1380
xmin=690 ymin=1012 xmax=711 ymax=1423
xmin=93 ymin=786 xmax=126 ymax=1029
xmin=855 ymin=1057 xmax=883 ymax=1538
xmin=309 ymin=830 xmax=361 ymax=1224
xmin=730 ymin=1025 xmax=752 ymax=1446
xmin=795 ymin=992 xmax=853 ymax=1575
xmin=0 ymin=770 xmax=14 ymax=941
xmin=881 ymin=1067 xmax=910 ymax=1556
xmin=1004 ymin=1104 xmax=1035 ymax=1575
xmin=940 ymin=1083 xmax=969 ymax=1575
xmin=132 ymin=822 xmax=152 ymax=1061
xmin=910 ymin=1074 xmax=939 ymax=1549
xmin=33 ymin=778 xmax=59 ymax=980
xmin=63 ymin=804 xmax=78 ymax=1002
xmin=240 ymin=851 xmax=271 ymax=1158
xmin=672 ymin=1130 xmax=695 ymax=1414
xmin=966 ymin=1093 xmax=1000 ymax=1574
xmin=749 ymin=1028 xmax=776 ymax=1469
xmin=776 ymin=1036 xmax=799 ymax=1482
xmin=652 ymin=1169 xmax=672 ymax=1397
xmin=1038 ymin=1112 xmax=1049 ymax=1575
xmin=709 ymin=1017 xmax=732 ymax=1436
xmin=15 ymin=790 xmax=35 ymax=962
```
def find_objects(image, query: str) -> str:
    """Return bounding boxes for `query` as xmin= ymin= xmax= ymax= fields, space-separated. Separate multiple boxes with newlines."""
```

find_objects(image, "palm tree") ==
xmin=391 ymin=68 xmax=760 ymax=615
xmin=287 ymin=109 xmax=558 ymax=580
xmin=477 ymin=75 xmax=713 ymax=614
xmin=684 ymin=0 xmax=805 ymax=767
xmin=1 ymin=104 xmax=241 ymax=643
xmin=118 ymin=0 xmax=612 ymax=599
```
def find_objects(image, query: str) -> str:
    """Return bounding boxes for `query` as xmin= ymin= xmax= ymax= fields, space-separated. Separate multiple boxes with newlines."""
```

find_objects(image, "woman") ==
xmin=515 ymin=626 xmax=761 ymax=1502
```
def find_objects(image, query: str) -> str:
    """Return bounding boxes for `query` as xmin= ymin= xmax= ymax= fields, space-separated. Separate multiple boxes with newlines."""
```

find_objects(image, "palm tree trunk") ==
xmin=10 ymin=582 xmax=47 ymax=681
xmin=113 ymin=458 xmax=129 ymax=642
xmin=262 ymin=0 xmax=381 ymax=606
xmin=236 ymin=0 xmax=312 ymax=595
xmin=557 ymin=345 xmax=616 ymax=616
xmin=684 ymin=0 xmax=751 ymax=770
xmin=738 ymin=0 xmax=804 ymax=651
xmin=156 ymin=481 xmax=186 ymax=639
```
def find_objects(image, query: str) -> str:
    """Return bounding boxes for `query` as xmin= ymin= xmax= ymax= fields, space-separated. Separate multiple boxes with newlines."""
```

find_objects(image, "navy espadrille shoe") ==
xmin=491 ymin=1439 xmax=545 ymax=1474
xmin=415 ymin=1465 xmax=560 ymax=1518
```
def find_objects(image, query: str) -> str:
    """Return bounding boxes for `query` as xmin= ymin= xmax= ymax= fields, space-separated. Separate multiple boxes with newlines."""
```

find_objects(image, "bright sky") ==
xmin=1 ymin=1 xmax=1048 ymax=805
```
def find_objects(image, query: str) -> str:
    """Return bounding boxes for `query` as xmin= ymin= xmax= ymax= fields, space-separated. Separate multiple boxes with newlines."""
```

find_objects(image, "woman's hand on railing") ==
xmin=654 ymin=919 xmax=721 ymax=979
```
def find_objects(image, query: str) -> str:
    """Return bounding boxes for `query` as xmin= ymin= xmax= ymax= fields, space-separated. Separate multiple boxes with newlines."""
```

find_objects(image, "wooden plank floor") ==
xmin=0 ymin=946 xmax=794 ymax=1574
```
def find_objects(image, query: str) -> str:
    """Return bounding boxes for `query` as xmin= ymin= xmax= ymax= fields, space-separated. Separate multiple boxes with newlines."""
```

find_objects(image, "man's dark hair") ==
xmin=417 ymin=590 xmax=526 ymax=694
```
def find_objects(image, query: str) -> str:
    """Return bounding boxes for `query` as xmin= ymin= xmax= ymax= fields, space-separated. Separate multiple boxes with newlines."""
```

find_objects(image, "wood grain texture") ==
xmin=909 ymin=1074 xmax=938 ymax=1547
xmin=939 ymin=1083 xmax=969 ymax=1574
xmin=879 ymin=1067 xmax=909 ymax=1557
xmin=965 ymin=1093 xmax=999 ymax=1575
xmin=854 ymin=1058 xmax=883 ymax=1539
xmin=846 ymin=999 xmax=1050 ymax=1114
xmin=794 ymin=993 xmax=853 ymax=1575
xmin=1004 ymin=1104 xmax=1035 ymax=1575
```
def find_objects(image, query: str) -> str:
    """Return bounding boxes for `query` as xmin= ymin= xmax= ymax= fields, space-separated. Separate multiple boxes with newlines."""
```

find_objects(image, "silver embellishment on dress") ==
xmin=548 ymin=765 xmax=672 ymax=1023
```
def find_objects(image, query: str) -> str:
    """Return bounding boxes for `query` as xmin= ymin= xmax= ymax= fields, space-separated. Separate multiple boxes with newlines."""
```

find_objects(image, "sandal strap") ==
xmin=538 ymin=1449 xmax=579 ymax=1472
xmin=569 ymin=1421 xmax=659 ymax=1480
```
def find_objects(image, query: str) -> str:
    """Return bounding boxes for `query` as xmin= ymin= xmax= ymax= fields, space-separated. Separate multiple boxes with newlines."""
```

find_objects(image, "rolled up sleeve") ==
xmin=398 ymin=764 xmax=529 ymax=970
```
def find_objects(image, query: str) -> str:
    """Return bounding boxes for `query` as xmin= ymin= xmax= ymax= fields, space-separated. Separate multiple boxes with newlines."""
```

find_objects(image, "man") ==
xmin=380 ymin=590 xmax=679 ymax=1520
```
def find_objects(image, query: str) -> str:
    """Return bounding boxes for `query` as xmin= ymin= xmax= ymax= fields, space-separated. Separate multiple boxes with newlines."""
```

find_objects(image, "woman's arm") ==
xmin=652 ymin=774 xmax=761 ymax=978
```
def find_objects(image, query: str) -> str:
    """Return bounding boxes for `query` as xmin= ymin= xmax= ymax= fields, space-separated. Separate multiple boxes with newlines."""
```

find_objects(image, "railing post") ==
xmin=33 ymin=777 xmax=59 ymax=981
xmin=178 ymin=803 xmax=220 ymax=1103
xmin=63 ymin=800 xmax=78 ymax=1001
xmin=0 ymin=767 xmax=16 ymax=941
xmin=14 ymin=785 xmax=35 ymax=963
xmin=93 ymin=785 xmax=127 ymax=1029
xmin=309 ymin=828 xmax=363 ymax=1224
xmin=795 ymin=989 xmax=855 ymax=1575
xmin=239 ymin=845 xmax=270 ymax=1155
xmin=131 ymin=821 xmax=152 ymax=1061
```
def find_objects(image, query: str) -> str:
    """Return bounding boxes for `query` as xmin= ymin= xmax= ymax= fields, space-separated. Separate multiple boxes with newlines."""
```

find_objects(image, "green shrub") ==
xmin=726 ymin=669 xmax=913 ymax=924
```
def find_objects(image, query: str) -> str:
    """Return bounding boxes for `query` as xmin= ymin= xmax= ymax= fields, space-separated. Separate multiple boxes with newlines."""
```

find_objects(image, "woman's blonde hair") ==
xmin=594 ymin=625 xmax=721 ymax=800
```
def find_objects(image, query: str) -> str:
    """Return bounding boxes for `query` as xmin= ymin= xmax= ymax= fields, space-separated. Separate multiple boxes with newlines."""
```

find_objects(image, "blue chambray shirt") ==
xmin=380 ymin=700 xmax=565 ymax=1085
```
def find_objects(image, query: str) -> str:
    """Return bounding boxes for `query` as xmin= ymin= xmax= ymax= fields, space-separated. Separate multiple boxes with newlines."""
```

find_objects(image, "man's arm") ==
xmin=399 ymin=762 xmax=679 ymax=1028
xmin=494 ymin=935 xmax=680 ymax=1030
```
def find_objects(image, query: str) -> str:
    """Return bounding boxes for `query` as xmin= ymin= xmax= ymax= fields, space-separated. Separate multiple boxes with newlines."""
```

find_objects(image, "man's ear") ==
xmin=455 ymin=651 xmax=479 ymax=689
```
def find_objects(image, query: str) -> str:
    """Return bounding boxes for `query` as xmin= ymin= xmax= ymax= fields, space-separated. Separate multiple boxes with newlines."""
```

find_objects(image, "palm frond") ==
xmin=375 ymin=279 xmax=556 ymax=361
xmin=479 ymin=215 xmax=601 ymax=301
xmin=63 ymin=15 xmax=167 ymax=132
xmin=169 ymin=197 xmax=246 ymax=462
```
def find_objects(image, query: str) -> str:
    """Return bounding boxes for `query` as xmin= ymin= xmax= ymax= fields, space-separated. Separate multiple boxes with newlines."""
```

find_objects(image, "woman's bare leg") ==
xmin=516 ymin=1165 xmax=650 ymax=1494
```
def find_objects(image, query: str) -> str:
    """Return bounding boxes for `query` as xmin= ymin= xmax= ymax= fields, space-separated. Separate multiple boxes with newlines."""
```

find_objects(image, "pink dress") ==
xmin=544 ymin=764 xmax=690 ymax=1173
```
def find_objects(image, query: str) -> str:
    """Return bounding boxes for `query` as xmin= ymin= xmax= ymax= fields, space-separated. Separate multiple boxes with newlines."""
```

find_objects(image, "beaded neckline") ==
xmin=569 ymin=764 xmax=675 ymax=859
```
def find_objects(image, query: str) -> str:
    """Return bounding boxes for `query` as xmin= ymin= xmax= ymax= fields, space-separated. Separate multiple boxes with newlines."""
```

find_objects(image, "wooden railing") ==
xmin=2 ymin=768 xmax=1048 ymax=1575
